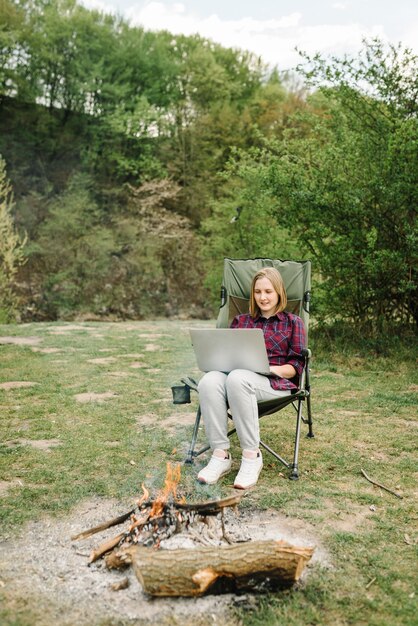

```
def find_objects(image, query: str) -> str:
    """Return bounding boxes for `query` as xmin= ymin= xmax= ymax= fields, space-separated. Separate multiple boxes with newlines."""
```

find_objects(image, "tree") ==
xmin=0 ymin=156 xmax=26 ymax=321
xmin=226 ymin=39 xmax=418 ymax=330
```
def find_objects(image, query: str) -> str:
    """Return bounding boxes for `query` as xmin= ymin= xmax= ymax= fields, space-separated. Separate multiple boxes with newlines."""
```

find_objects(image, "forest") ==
xmin=1 ymin=0 xmax=417 ymax=332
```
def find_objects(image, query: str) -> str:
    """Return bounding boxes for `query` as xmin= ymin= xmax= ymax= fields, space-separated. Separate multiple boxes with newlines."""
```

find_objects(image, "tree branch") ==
xmin=360 ymin=469 xmax=403 ymax=499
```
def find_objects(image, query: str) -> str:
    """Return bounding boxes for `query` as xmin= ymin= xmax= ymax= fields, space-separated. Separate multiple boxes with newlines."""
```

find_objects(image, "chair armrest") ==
xmin=181 ymin=376 xmax=199 ymax=392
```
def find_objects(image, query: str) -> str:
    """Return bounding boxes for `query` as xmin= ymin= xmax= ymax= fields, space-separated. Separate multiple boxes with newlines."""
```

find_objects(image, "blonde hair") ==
xmin=249 ymin=267 xmax=287 ymax=318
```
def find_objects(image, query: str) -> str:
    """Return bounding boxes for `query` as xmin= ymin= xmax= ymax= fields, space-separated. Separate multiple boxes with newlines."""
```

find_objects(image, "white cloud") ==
xmin=122 ymin=2 xmax=387 ymax=70
xmin=402 ymin=21 xmax=418 ymax=51
xmin=332 ymin=2 xmax=348 ymax=10
xmin=80 ymin=0 xmax=117 ymax=14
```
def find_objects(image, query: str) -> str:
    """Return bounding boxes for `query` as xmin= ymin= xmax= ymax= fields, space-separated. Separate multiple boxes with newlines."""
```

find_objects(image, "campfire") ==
xmin=72 ymin=463 xmax=314 ymax=597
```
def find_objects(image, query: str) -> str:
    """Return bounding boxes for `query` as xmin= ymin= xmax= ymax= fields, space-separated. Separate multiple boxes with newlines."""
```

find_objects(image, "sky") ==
xmin=79 ymin=0 xmax=418 ymax=71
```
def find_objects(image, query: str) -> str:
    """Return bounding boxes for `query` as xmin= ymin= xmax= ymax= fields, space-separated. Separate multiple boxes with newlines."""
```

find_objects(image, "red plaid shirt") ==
xmin=230 ymin=311 xmax=306 ymax=391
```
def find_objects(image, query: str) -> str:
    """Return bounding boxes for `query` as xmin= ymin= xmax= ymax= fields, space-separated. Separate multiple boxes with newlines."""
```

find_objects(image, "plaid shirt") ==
xmin=230 ymin=311 xmax=306 ymax=391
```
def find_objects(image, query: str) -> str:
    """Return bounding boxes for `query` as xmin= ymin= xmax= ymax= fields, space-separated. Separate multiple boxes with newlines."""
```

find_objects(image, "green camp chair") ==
xmin=176 ymin=257 xmax=313 ymax=480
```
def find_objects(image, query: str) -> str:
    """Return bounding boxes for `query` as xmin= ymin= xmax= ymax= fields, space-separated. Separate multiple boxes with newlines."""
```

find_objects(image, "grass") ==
xmin=0 ymin=319 xmax=417 ymax=626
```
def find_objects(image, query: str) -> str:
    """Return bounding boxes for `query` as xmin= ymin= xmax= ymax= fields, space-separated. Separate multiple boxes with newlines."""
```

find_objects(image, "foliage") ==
xmin=0 ymin=156 xmax=26 ymax=321
xmin=1 ymin=1 xmax=416 ymax=328
xmin=223 ymin=40 xmax=418 ymax=329
xmin=27 ymin=173 xmax=116 ymax=318
xmin=200 ymin=164 xmax=301 ymax=307
xmin=0 ymin=0 xmax=274 ymax=319
xmin=19 ymin=174 xmax=209 ymax=319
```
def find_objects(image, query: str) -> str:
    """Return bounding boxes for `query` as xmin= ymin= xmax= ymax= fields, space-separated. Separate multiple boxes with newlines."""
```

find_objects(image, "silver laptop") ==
xmin=189 ymin=328 xmax=271 ymax=374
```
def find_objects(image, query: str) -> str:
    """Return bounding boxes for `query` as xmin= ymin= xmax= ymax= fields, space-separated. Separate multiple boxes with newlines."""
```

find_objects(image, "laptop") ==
xmin=189 ymin=328 xmax=271 ymax=375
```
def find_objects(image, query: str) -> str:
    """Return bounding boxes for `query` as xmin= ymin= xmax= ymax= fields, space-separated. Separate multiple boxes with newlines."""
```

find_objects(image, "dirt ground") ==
xmin=0 ymin=497 xmax=331 ymax=626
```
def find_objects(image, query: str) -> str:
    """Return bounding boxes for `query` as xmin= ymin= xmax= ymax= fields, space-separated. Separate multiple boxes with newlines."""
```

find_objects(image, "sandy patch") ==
xmin=0 ymin=336 xmax=42 ymax=346
xmin=138 ymin=333 xmax=168 ymax=339
xmin=135 ymin=412 xmax=161 ymax=429
xmin=338 ymin=389 xmax=370 ymax=400
xmin=136 ymin=412 xmax=195 ymax=432
xmin=309 ymin=497 xmax=374 ymax=533
xmin=338 ymin=410 xmax=364 ymax=417
xmin=332 ymin=510 xmax=374 ymax=532
xmin=145 ymin=343 xmax=161 ymax=352
xmin=0 ymin=478 xmax=24 ymax=496
xmin=9 ymin=418 xmax=31 ymax=431
xmin=130 ymin=361 xmax=147 ymax=368
xmin=0 ymin=498 xmax=329 ymax=626
xmin=368 ymin=451 xmax=391 ymax=462
xmin=0 ymin=381 xmax=38 ymax=390
xmin=4 ymin=439 xmax=61 ymax=451
xmin=107 ymin=371 xmax=130 ymax=378
xmin=74 ymin=392 xmax=118 ymax=403
xmin=87 ymin=357 xmax=117 ymax=365
xmin=400 ymin=419 xmax=418 ymax=428
xmin=47 ymin=325 xmax=92 ymax=332
xmin=116 ymin=324 xmax=143 ymax=330
xmin=31 ymin=347 xmax=62 ymax=354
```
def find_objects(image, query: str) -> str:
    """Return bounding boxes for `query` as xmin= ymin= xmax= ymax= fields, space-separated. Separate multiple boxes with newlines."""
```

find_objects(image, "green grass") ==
xmin=0 ymin=320 xmax=417 ymax=625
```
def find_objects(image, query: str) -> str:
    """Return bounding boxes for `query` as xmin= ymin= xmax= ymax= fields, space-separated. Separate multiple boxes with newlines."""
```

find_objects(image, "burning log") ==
xmin=130 ymin=540 xmax=314 ymax=597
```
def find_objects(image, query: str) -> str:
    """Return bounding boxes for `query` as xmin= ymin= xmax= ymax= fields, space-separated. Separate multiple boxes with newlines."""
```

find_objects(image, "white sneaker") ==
xmin=197 ymin=451 xmax=232 ymax=485
xmin=234 ymin=452 xmax=263 ymax=489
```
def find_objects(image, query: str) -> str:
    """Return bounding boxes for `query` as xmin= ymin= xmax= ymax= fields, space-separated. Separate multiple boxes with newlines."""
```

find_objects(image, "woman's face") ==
xmin=254 ymin=276 xmax=279 ymax=318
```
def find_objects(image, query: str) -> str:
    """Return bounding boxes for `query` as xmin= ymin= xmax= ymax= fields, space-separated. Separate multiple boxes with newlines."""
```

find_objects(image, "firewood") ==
xmin=130 ymin=540 xmax=314 ymax=597
xmin=175 ymin=494 xmax=242 ymax=514
xmin=71 ymin=509 xmax=135 ymax=541
xmin=72 ymin=495 xmax=240 ymax=543
xmin=128 ymin=511 xmax=150 ymax=532
xmin=105 ymin=548 xmax=133 ymax=570
xmin=89 ymin=532 xmax=126 ymax=563
xmin=110 ymin=577 xmax=129 ymax=591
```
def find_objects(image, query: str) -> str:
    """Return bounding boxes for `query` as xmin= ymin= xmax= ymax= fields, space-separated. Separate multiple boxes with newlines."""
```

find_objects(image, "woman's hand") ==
xmin=269 ymin=364 xmax=297 ymax=379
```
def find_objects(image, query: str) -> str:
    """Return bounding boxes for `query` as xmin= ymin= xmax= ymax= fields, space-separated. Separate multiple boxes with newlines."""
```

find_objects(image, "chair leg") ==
xmin=184 ymin=405 xmax=202 ymax=464
xmin=259 ymin=439 xmax=290 ymax=468
xmin=290 ymin=399 xmax=304 ymax=480
xmin=185 ymin=407 xmax=236 ymax=462
xmin=304 ymin=366 xmax=314 ymax=438
xmin=306 ymin=393 xmax=314 ymax=438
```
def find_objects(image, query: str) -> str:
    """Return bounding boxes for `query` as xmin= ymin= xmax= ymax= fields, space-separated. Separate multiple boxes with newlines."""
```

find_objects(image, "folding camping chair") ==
xmin=173 ymin=257 xmax=314 ymax=480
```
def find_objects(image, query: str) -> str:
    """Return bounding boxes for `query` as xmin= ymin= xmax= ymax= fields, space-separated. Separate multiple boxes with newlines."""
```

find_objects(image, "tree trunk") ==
xmin=130 ymin=540 xmax=314 ymax=597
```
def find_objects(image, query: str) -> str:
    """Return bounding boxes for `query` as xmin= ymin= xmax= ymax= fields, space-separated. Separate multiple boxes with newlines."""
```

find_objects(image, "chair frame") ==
xmin=178 ymin=257 xmax=314 ymax=480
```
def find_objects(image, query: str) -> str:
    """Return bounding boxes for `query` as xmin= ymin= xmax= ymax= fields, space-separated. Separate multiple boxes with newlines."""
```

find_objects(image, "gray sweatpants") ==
xmin=197 ymin=369 xmax=291 ymax=452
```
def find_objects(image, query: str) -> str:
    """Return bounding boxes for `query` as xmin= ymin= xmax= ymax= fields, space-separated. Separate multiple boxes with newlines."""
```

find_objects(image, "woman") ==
xmin=197 ymin=267 xmax=306 ymax=489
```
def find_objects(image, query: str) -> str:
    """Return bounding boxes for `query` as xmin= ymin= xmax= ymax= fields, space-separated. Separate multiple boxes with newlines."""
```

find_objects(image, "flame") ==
xmin=150 ymin=462 xmax=181 ymax=518
xmin=136 ymin=483 xmax=150 ymax=507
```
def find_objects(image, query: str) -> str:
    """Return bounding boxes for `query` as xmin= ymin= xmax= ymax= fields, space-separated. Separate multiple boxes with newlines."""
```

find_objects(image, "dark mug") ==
xmin=171 ymin=383 xmax=191 ymax=404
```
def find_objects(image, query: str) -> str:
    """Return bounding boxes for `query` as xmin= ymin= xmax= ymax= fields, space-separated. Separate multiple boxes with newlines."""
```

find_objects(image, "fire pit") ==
xmin=72 ymin=463 xmax=314 ymax=597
